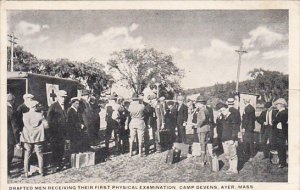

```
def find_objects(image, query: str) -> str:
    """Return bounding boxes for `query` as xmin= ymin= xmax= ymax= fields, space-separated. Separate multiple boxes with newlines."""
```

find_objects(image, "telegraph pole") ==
xmin=8 ymin=33 xmax=18 ymax=72
xmin=235 ymin=45 xmax=247 ymax=92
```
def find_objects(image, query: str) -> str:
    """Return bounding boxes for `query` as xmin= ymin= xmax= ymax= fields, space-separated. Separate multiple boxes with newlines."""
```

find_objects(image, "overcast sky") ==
xmin=7 ymin=10 xmax=288 ymax=89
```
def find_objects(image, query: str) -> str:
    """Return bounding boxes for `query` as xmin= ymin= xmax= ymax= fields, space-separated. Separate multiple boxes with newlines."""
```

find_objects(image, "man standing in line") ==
xmin=7 ymin=93 xmax=19 ymax=177
xmin=216 ymin=102 xmax=239 ymax=174
xmin=152 ymin=97 xmax=165 ymax=153
xmin=16 ymin=94 xmax=34 ymax=137
xmin=143 ymin=95 xmax=156 ymax=155
xmin=47 ymin=90 xmax=68 ymax=172
xmin=241 ymin=98 xmax=256 ymax=162
xmin=272 ymin=98 xmax=288 ymax=168
xmin=127 ymin=93 xmax=146 ymax=157
xmin=176 ymin=95 xmax=188 ymax=143
xmin=256 ymin=102 xmax=277 ymax=159
xmin=67 ymin=97 xmax=84 ymax=153
xmin=80 ymin=93 xmax=100 ymax=149
xmin=105 ymin=94 xmax=121 ymax=154
xmin=195 ymin=95 xmax=211 ymax=166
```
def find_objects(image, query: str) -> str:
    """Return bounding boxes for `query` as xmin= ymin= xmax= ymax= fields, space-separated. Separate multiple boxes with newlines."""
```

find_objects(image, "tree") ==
xmin=7 ymin=46 xmax=112 ymax=97
xmin=107 ymin=48 xmax=184 ymax=96
xmin=248 ymin=68 xmax=288 ymax=102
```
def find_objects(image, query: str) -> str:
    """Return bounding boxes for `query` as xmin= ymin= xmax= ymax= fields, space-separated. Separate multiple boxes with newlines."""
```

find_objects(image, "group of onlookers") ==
xmin=7 ymin=89 xmax=288 ymax=178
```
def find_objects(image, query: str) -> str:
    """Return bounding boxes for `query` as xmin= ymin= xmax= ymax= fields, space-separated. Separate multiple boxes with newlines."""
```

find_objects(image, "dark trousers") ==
xmin=275 ymin=133 xmax=287 ymax=165
xmin=177 ymin=125 xmax=186 ymax=143
xmin=105 ymin=121 xmax=119 ymax=150
xmin=261 ymin=126 xmax=274 ymax=158
xmin=88 ymin=125 xmax=99 ymax=146
xmin=51 ymin=139 xmax=65 ymax=168
xmin=8 ymin=143 xmax=15 ymax=172
xmin=243 ymin=132 xmax=255 ymax=159
xmin=154 ymin=128 xmax=162 ymax=152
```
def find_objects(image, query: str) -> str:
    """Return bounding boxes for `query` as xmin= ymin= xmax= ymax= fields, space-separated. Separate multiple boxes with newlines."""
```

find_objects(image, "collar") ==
xmin=7 ymin=102 xmax=13 ymax=108
xmin=71 ymin=105 xmax=78 ymax=112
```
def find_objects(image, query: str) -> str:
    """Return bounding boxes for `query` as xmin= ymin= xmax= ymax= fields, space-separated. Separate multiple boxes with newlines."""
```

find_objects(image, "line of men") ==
xmin=7 ymin=90 xmax=100 ymax=177
xmin=7 ymin=89 xmax=288 ymax=177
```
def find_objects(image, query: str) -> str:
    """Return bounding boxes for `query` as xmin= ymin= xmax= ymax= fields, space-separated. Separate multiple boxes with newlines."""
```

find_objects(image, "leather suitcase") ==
xmin=208 ymin=156 xmax=219 ymax=172
xmin=166 ymin=148 xmax=181 ymax=164
xmin=71 ymin=152 xmax=95 ymax=168
xmin=192 ymin=143 xmax=201 ymax=156
xmin=90 ymin=145 xmax=108 ymax=164
xmin=173 ymin=142 xmax=189 ymax=157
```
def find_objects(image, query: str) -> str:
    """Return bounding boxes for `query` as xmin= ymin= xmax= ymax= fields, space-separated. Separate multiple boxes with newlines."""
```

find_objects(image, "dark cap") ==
xmin=265 ymin=102 xmax=272 ymax=109
xmin=196 ymin=95 xmax=207 ymax=103
xmin=215 ymin=102 xmax=228 ymax=110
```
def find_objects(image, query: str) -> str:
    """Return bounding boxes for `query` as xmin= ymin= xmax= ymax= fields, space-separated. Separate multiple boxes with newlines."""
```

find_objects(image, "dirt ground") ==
xmin=8 ymin=137 xmax=288 ymax=183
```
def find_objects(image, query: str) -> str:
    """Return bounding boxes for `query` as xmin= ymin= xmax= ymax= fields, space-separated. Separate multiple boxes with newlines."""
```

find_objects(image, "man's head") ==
xmin=226 ymin=98 xmax=235 ymax=107
xmin=177 ymin=95 xmax=184 ymax=105
xmin=195 ymin=95 xmax=206 ymax=108
xmin=167 ymin=101 xmax=174 ymax=109
xmin=70 ymin=97 xmax=80 ymax=109
xmin=57 ymin=90 xmax=67 ymax=105
xmin=23 ymin=93 xmax=34 ymax=103
xmin=273 ymin=98 xmax=287 ymax=110
xmin=7 ymin=93 xmax=15 ymax=105
xmin=216 ymin=102 xmax=229 ymax=116
xmin=264 ymin=102 xmax=272 ymax=110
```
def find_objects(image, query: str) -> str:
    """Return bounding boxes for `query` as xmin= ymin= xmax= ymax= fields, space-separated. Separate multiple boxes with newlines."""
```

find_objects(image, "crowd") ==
xmin=7 ymin=87 xmax=288 ymax=178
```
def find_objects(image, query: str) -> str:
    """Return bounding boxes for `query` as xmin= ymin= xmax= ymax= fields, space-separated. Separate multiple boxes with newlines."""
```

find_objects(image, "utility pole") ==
xmin=235 ymin=45 xmax=247 ymax=92
xmin=8 ymin=33 xmax=18 ymax=72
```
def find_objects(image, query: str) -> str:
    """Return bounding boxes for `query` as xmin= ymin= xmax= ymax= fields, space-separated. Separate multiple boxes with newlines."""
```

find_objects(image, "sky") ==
xmin=7 ymin=10 xmax=288 ymax=90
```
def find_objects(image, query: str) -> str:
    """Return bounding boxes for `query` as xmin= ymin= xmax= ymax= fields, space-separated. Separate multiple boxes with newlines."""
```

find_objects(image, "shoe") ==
xmin=24 ymin=172 xmax=29 ymax=178
xmin=39 ymin=172 xmax=45 ymax=177
xmin=139 ymin=153 xmax=144 ymax=158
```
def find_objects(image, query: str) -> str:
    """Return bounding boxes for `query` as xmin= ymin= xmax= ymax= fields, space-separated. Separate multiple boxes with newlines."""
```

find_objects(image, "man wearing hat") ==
xmin=241 ymin=98 xmax=256 ymax=162
xmin=153 ymin=96 xmax=166 ymax=153
xmin=257 ymin=102 xmax=278 ymax=159
xmin=127 ymin=93 xmax=146 ymax=157
xmin=7 ymin=93 xmax=19 ymax=176
xmin=215 ymin=102 xmax=239 ymax=174
xmin=20 ymin=100 xmax=47 ymax=177
xmin=67 ymin=97 xmax=85 ymax=153
xmin=47 ymin=90 xmax=68 ymax=172
xmin=16 ymin=94 xmax=34 ymax=135
xmin=104 ymin=93 xmax=121 ymax=153
xmin=79 ymin=92 xmax=100 ymax=149
xmin=272 ymin=98 xmax=288 ymax=168
xmin=176 ymin=95 xmax=188 ymax=143
xmin=194 ymin=95 xmax=211 ymax=166
xmin=165 ymin=100 xmax=178 ymax=144
xmin=143 ymin=94 xmax=156 ymax=155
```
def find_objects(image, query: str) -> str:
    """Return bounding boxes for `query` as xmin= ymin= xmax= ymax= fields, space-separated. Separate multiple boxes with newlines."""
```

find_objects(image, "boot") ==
xmin=139 ymin=145 xmax=144 ymax=157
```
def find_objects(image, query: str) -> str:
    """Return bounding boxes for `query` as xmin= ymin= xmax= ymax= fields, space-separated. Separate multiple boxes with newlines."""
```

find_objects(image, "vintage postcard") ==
xmin=1 ymin=1 xmax=299 ymax=190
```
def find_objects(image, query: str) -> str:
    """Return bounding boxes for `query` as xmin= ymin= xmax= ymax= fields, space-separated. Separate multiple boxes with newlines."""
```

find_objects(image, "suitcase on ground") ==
xmin=270 ymin=151 xmax=279 ymax=165
xmin=166 ymin=148 xmax=181 ymax=164
xmin=192 ymin=143 xmax=201 ymax=156
xmin=71 ymin=152 xmax=95 ymax=168
xmin=173 ymin=142 xmax=189 ymax=157
xmin=90 ymin=145 xmax=108 ymax=164
xmin=208 ymin=156 xmax=219 ymax=172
